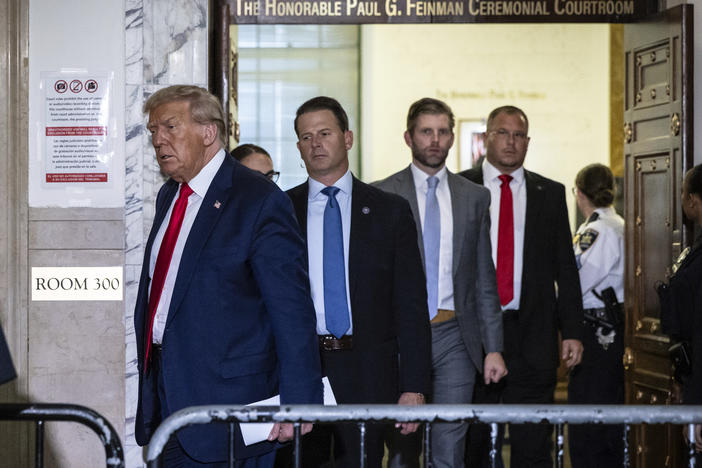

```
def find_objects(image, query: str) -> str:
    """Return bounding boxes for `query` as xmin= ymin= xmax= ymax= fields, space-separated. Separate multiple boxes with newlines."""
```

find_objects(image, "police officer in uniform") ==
xmin=660 ymin=164 xmax=702 ymax=459
xmin=568 ymin=163 xmax=625 ymax=468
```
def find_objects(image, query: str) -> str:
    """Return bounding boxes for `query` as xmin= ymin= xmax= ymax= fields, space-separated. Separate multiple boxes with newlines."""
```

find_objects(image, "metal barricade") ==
xmin=0 ymin=403 xmax=124 ymax=468
xmin=146 ymin=404 xmax=702 ymax=468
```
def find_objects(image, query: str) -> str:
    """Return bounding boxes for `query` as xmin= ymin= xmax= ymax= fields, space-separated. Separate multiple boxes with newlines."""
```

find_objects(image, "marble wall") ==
xmin=124 ymin=0 xmax=208 ymax=465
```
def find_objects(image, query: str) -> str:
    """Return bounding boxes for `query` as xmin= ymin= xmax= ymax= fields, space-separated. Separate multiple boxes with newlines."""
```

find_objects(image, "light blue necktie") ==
xmin=322 ymin=186 xmax=350 ymax=338
xmin=424 ymin=176 xmax=440 ymax=320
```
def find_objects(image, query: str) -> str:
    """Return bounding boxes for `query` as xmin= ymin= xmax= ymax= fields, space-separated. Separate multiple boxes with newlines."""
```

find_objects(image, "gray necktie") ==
xmin=423 ymin=176 xmax=440 ymax=320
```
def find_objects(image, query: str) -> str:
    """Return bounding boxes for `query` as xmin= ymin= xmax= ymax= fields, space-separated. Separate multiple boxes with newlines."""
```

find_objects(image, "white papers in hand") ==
xmin=240 ymin=376 xmax=336 ymax=446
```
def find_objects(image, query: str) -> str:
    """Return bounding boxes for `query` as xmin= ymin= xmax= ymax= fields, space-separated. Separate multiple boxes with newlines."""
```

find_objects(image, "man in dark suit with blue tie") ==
xmin=134 ymin=85 xmax=322 ymax=467
xmin=284 ymin=96 xmax=432 ymax=468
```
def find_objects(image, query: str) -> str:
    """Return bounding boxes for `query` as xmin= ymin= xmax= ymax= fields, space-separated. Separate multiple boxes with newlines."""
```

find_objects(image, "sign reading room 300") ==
xmin=32 ymin=267 xmax=123 ymax=301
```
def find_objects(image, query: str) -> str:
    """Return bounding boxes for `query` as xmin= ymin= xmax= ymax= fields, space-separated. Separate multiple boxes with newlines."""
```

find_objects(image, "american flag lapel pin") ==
xmin=214 ymin=200 xmax=222 ymax=209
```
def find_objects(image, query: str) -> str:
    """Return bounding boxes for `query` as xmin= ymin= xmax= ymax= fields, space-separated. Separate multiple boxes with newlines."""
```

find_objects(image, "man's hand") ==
xmin=483 ymin=352 xmax=508 ymax=384
xmin=267 ymin=422 xmax=313 ymax=442
xmin=562 ymin=339 xmax=583 ymax=368
xmin=395 ymin=392 xmax=424 ymax=435
xmin=686 ymin=424 xmax=702 ymax=451
xmin=683 ymin=424 xmax=702 ymax=452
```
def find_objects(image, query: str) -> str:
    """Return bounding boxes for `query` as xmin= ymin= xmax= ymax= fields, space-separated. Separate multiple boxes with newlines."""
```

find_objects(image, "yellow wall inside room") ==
xmin=360 ymin=23 xmax=613 ymax=227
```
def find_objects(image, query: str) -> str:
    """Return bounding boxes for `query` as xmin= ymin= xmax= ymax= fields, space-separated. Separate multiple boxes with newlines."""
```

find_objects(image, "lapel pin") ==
xmin=214 ymin=200 xmax=222 ymax=209
xmin=362 ymin=206 xmax=370 ymax=214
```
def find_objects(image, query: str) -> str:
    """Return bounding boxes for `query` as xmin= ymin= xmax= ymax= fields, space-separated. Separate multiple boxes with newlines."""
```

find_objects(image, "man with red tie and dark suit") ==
xmin=460 ymin=105 xmax=585 ymax=468
xmin=283 ymin=96 xmax=432 ymax=467
xmin=134 ymin=85 xmax=322 ymax=467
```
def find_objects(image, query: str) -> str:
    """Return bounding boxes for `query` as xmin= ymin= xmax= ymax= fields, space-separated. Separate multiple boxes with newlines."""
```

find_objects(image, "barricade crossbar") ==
xmin=146 ymin=404 xmax=702 ymax=467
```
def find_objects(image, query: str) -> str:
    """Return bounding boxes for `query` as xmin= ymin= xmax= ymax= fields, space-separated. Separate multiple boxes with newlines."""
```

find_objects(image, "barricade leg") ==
xmin=622 ymin=423 xmax=630 ymax=468
xmin=555 ymin=423 xmax=564 ymax=468
xmin=293 ymin=423 xmax=302 ymax=468
xmin=35 ymin=419 xmax=44 ymax=468
xmin=228 ymin=422 xmax=235 ymax=468
xmin=489 ymin=422 xmax=499 ymax=468
xmin=688 ymin=423 xmax=697 ymax=468
xmin=424 ymin=423 xmax=432 ymax=468
xmin=358 ymin=422 xmax=366 ymax=468
xmin=358 ymin=422 xmax=368 ymax=468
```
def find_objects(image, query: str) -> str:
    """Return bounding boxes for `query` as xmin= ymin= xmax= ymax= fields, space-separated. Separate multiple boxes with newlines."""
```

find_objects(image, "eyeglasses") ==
xmin=264 ymin=170 xmax=280 ymax=183
xmin=489 ymin=129 xmax=528 ymax=142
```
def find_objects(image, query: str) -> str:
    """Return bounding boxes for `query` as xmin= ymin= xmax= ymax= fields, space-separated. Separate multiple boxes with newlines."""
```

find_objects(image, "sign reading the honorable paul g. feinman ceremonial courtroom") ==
xmin=32 ymin=267 xmax=123 ymax=301
xmin=226 ymin=0 xmax=642 ymax=23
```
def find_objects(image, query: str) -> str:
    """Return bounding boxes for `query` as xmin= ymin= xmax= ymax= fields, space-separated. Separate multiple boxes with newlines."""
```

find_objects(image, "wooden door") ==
xmin=623 ymin=5 xmax=693 ymax=467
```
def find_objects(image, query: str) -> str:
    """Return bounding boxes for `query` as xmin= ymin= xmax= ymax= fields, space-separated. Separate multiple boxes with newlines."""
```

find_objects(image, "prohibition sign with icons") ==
xmin=54 ymin=80 xmax=67 ymax=93
xmin=69 ymin=79 xmax=83 ymax=93
xmin=85 ymin=80 xmax=98 ymax=93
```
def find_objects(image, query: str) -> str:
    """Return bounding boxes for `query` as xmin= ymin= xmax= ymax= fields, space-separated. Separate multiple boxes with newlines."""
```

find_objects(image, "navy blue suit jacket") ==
xmin=134 ymin=154 xmax=322 ymax=463
xmin=0 ymin=324 xmax=15 ymax=385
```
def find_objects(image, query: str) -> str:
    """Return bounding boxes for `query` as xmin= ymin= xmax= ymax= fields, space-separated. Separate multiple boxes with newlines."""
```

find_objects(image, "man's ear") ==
xmin=344 ymin=130 xmax=353 ymax=151
xmin=404 ymin=131 xmax=413 ymax=148
xmin=202 ymin=122 xmax=218 ymax=146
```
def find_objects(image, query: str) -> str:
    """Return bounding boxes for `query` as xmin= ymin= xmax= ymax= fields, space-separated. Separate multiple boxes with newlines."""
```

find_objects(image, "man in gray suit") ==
xmin=375 ymin=98 xmax=507 ymax=468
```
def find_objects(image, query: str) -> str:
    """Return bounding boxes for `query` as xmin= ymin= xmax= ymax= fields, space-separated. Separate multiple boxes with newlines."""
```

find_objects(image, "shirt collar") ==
xmin=410 ymin=162 xmax=448 ymax=191
xmin=185 ymin=148 xmax=225 ymax=199
xmin=594 ymin=206 xmax=616 ymax=217
xmin=482 ymin=158 xmax=525 ymax=185
xmin=308 ymin=169 xmax=353 ymax=200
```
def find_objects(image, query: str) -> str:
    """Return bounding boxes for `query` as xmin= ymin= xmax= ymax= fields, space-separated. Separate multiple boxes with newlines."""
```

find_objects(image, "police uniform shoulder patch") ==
xmin=578 ymin=228 xmax=599 ymax=252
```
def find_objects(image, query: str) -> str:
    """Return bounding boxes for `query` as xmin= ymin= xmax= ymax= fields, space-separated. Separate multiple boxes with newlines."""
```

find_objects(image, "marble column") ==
xmin=124 ymin=1 xmax=208 ymax=466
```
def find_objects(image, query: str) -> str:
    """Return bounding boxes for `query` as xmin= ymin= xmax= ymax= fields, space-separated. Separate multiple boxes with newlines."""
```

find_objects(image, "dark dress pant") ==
xmin=567 ymin=323 xmax=624 ymax=468
xmin=465 ymin=312 xmax=556 ymax=468
xmin=386 ymin=319 xmax=476 ymax=468
xmin=275 ymin=347 xmax=388 ymax=468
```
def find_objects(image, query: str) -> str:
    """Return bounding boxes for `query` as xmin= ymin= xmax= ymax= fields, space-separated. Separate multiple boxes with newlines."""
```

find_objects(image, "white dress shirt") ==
xmin=149 ymin=149 xmax=225 ymax=344
xmin=410 ymin=163 xmax=455 ymax=312
xmin=482 ymin=159 xmax=526 ymax=311
xmin=306 ymin=170 xmax=354 ymax=335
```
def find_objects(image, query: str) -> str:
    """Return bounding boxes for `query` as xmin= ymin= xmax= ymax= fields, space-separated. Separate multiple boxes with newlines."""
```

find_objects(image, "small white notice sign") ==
xmin=31 ymin=267 xmax=123 ymax=301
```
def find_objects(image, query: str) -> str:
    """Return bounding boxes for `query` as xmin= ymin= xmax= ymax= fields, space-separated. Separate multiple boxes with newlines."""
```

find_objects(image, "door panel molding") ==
xmin=624 ymin=5 xmax=693 ymax=467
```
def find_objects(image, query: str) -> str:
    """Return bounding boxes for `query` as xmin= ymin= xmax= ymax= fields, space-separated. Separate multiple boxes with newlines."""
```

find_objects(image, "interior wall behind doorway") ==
xmin=361 ymin=23 xmax=620 ymax=229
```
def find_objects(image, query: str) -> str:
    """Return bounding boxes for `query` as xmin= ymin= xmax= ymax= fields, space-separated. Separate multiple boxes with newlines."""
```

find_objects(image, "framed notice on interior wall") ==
xmin=40 ymin=71 xmax=114 ymax=185
xmin=30 ymin=70 xmax=122 ymax=207
xmin=457 ymin=119 xmax=486 ymax=172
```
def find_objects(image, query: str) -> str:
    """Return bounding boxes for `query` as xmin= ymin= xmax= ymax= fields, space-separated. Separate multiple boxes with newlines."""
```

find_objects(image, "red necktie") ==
xmin=144 ymin=183 xmax=194 ymax=368
xmin=496 ymin=174 xmax=514 ymax=306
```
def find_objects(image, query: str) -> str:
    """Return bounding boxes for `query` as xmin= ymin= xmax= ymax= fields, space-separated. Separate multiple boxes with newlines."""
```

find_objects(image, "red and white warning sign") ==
xmin=43 ymin=73 xmax=112 ymax=184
